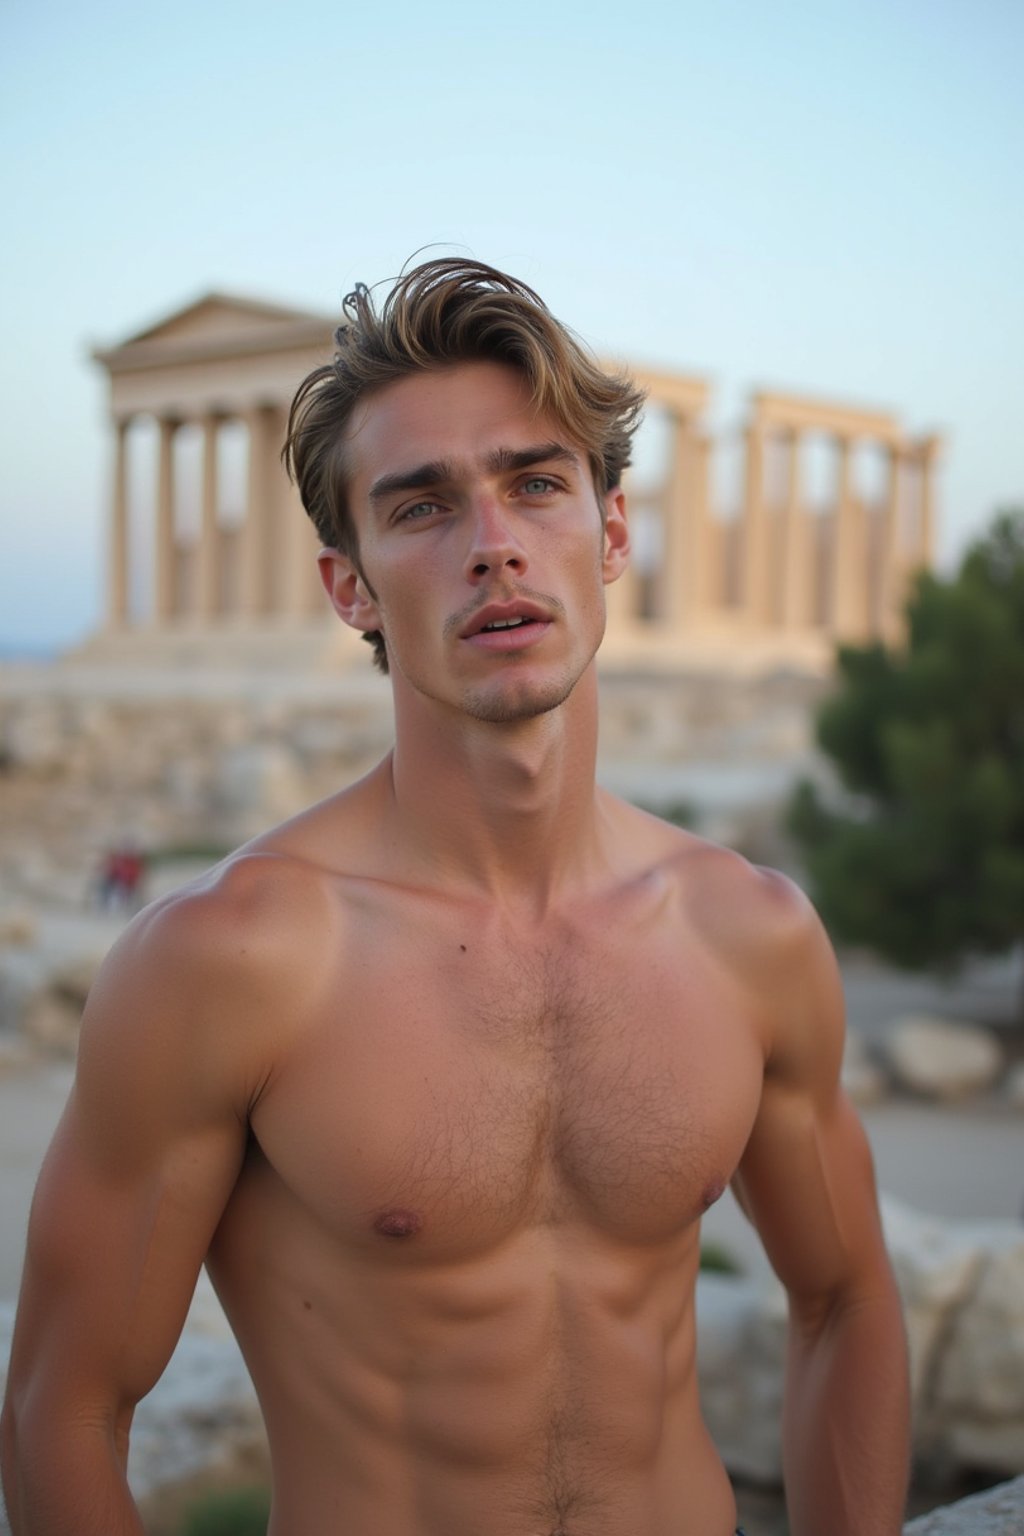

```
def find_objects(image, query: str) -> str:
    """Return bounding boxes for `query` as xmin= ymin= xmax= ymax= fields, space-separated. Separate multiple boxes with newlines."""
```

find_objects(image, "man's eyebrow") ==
xmin=484 ymin=442 xmax=581 ymax=475
xmin=368 ymin=459 xmax=455 ymax=504
xmin=366 ymin=442 xmax=581 ymax=505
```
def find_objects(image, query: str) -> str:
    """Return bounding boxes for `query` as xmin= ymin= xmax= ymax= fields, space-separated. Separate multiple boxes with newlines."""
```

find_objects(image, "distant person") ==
xmin=1 ymin=259 xmax=910 ymax=1535
xmin=96 ymin=843 xmax=146 ymax=912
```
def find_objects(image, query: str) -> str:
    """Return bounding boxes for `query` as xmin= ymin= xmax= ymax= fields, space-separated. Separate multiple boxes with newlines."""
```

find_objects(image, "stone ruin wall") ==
xmin=0 ymin=660 xmax=834 ymax=911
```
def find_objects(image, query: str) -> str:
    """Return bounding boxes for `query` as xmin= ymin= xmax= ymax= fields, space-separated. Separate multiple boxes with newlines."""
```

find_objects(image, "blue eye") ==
xmin=402 ymin=501 xmax=438 ymax=520
xmin=522 ymin=476 xmax=555 ymax=494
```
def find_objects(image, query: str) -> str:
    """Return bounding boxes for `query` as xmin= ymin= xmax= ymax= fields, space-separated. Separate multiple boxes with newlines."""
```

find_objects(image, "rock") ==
xmin=49 ymin=952 xmax=104 ymax=1009
xmin=0 ymin=908 xmax=37 ymax=947
xmin=696 ymin=1272 xmax=787 ymax=1483
xmin=883 ymin=1196 xmax=1024 ymax=1476
xmin=20 ymin=988 xmax=83 ymax=1057
xmin=0 ymin=1032 xmax=33 ymax=1074
xmin=215 ymin=742 xmax=308 ymax=831
xmin=1006 ymin=1063 xmax=1024 ymax=1112
xmin=881 ymin=1196 xmax=988 ymax=1406
xmin=0 ymin=1278 xmax=263 ymax=1517
xmin=935 ymin=1228 xmax=1024 ymax=1472
xmin=13 ymin=951 xmax=107 ymax=1059
xmin=696 ymin=1200 xmax=1024 ymax=1489
xmin=842 ymin=1027 xmax=888 ymax=1105
xmin=3 ymin=704 xmax=67 ymax=773
xmin=883 ymin=1015 xmax=1004 ymax=1101
xmin=902 ymin=1474 xmax=1024 ymax=1534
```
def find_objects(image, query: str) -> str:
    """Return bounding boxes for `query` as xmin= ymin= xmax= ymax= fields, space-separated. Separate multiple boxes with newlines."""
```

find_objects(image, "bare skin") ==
xmin=1 ymin=362 xmax=909 ymax=1535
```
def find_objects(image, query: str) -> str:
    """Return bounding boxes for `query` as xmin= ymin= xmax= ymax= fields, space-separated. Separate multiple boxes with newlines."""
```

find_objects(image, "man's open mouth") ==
xmin=460 ymin=602 xmax=550 ymax=639
xmin=480 ymin=617 xmax=533 ymax=632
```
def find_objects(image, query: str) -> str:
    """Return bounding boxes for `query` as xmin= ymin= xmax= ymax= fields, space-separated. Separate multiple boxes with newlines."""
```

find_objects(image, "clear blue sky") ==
xmin=2 ymin=0 xmax=1022 ymax=650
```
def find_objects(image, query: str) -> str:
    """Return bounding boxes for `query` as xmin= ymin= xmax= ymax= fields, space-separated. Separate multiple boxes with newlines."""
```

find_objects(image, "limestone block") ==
xmin=0 ymin=1032 xmax=33 ymax=1074
xmin=1006 ymin=1063 xmax=1024 ymax=1112
xmin=20 ymin=988 xmax=83 ymax=1057
xmin=842 ymin=1028 xmax=888 ymax=1105
xmin=882 ymin=1197 xmax=1024 ymax=1475
xmin=16 ymin=952 xmax=105 ymax=1058
xmin=696 ymin=1272 xmax=787 ymax=1483
xmin=215 ymin=741 xmax=308 ymax=826
xmin=902 ymin=1475 xmax=1024 ymax=1534
xmin=124 ymin=1282 xmax=263 ymax=1499
xmin=54 ymin=953 xmax=105 ymax=1007
xmin=3 ymin=703 xmax=67 ymax=772
xmin=0 ymin=1280 xmax=263 ymax=1518
xmin=881 ymin=1197 xmax=987 ymax=1398
xmin=936 ymin=1232 xmax=1024 ymax=1472
xmin=883 ymin=1015 xmax=1004 ymax=1101
xmin=163 ymin=752 xmax=215 ymax=818
xmin=947 ymin=1421 xmax=1024 ymax=1478
xmin=0 ymin=908 xmax=37 ymax=946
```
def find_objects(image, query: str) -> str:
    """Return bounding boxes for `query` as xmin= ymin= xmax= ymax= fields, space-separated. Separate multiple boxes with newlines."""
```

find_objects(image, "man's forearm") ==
xmin=783 ymin=1277 xmax=910 ymax=1536
xmin=1 ymin=1409 xmax=145 ymax=1536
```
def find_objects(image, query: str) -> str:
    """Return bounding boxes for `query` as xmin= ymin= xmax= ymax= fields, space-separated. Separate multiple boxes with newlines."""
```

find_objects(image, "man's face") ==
xmin=322 ymin=361 xmax=629 ymax=724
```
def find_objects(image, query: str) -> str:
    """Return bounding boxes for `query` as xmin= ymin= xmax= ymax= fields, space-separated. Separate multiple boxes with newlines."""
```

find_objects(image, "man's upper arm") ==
xmin=730 ymin=871 xmax=892 ymax=1316
xmin=5 ymin=878 xmax=273 ymax=1435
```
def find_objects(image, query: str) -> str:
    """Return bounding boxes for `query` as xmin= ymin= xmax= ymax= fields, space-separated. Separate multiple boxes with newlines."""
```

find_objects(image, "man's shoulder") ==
xmin=662 ymin=834 xmax=843 ymax=1068
xmin=88 ymin=846 xmax=344 ymax=1042
xmin=152 ymin=770 xmax=389 ymax=951
xmin=137 ymin=844 xmax=334 ymax=951
xmin=619 ymin=808 xmax=829 ymax=987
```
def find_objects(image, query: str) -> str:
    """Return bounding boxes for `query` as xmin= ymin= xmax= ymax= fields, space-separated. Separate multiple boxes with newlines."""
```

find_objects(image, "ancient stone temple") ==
xmin=87 ymin=291 xmax=941 ymax=673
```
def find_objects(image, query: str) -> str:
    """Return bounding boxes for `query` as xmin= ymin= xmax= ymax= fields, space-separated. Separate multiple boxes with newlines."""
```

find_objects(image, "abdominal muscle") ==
xmin=206 ymin=1162 xmax=739 ymax=1536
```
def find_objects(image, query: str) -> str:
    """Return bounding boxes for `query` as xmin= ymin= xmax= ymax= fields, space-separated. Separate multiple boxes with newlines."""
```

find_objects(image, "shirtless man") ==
xmin=1 ymin=259 xmax=910 ymax=1535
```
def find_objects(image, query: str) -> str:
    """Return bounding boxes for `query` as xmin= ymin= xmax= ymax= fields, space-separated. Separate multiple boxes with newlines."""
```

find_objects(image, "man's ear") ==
xmin=601 ymin=488 xmax=630 ymax=584
xmin=318 ymin=548 xmax=382 ymax=633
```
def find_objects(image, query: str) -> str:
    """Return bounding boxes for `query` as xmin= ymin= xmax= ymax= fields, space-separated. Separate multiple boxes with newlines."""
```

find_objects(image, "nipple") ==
xmin=701 ymin=1179 xmax=726 ymax=1211
xmin=372 ymin=1207 xmax=423 ymax=1239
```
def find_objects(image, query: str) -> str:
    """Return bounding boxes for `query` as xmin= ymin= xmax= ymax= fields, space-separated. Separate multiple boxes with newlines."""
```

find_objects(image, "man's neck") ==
xmin=385 ymin=667 xmax=605 ymax=913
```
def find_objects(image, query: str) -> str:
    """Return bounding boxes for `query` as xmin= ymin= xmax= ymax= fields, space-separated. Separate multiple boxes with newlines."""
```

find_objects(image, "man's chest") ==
xmin=248 ymin=914 xmax=765 ymax=1255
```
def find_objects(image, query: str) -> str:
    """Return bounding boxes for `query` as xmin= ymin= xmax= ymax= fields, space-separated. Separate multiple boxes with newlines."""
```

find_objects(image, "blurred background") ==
xmin=2 ymin=0 xmax=1023 ymax=652
xmin=1 ymin=2 xmax=1023 ymax=1533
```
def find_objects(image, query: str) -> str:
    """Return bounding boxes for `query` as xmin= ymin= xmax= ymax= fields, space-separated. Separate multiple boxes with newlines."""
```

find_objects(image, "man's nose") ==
xmin=463 ymin=497 xmax=527 ymax=582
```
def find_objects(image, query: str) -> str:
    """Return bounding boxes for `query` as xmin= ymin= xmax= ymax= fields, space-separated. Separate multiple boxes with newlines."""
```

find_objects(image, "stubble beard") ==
xmin=459 ymin=662 xmax=582 ymax=725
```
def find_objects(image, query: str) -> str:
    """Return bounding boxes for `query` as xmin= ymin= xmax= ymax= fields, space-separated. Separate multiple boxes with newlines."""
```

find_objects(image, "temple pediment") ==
xmin=94 ymin=291 xmax=334 ymax=371
xmin=128 ymin=293 xmax=324 ymax=345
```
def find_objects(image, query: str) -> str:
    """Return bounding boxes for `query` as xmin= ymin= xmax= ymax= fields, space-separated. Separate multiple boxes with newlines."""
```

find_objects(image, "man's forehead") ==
xmin=344 ymin=361 xmax=585 ymax=494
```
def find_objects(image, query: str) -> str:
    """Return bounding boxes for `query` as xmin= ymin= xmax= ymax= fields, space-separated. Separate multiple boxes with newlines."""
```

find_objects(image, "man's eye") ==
xmin=400 ymin=501 xmax=439 ymax=520
xmin=522 ymin=476 xmax=556 ymax=495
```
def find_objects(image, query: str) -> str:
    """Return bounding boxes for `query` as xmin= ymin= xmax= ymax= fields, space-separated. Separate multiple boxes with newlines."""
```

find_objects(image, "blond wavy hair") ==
xmin=284 ymin=257 xmax=645 ymax=672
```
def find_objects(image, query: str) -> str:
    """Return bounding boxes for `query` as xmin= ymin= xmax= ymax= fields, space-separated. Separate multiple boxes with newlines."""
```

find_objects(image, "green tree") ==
xmin=179 ymin=1486 xmax=270 ymax=1536
xmin=788 ymin=511 xmax=1024 ymax=1006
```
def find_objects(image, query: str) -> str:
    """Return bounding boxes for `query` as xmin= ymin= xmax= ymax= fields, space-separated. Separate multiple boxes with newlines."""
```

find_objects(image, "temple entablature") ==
xmin=86 ymin=291 xmax=942 ymax=674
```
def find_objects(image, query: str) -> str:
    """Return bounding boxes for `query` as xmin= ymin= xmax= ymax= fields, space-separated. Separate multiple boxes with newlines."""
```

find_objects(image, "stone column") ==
xmin=829 ymin=435 xmax=863 ymax=640
xmin=661 ymin=412 xmax=702 ymax=633
xmin=878 ymin=444 xmax=905 ymax=643
xmin=241 ymin=404 xmax=279 ymax=619
xmin=196 ymin=412 xmax=221 ymax=622
xmin=740 ymin=422 xmax=767 ymax=627
xmin=780 ymin=429 xmax=808 ymax=629
xmin=154 ymin=416 xmax=178 ymax=624
xmin=108 ymin=417 xmax=131 ymax=627
xmin=917 ymin=438 xmax=939 ymax=568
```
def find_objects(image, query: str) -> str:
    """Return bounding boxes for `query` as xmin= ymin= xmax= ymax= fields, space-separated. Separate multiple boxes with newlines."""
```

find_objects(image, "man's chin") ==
xmin=461 ymin=671 xmax=579 ymax=725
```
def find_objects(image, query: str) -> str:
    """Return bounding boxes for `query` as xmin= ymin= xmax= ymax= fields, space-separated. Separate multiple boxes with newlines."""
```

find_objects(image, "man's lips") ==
xmin=458 ymin=600 xmax=552 ymax=640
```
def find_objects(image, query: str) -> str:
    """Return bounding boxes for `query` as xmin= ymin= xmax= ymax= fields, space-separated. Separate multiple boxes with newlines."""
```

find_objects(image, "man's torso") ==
xmin=203 ymin=790 xmax=768 ymax=1535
